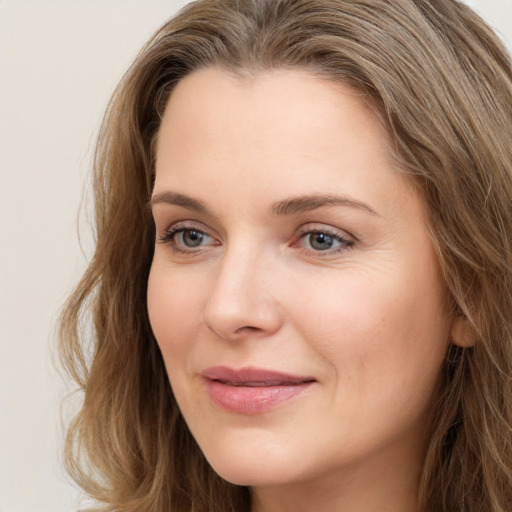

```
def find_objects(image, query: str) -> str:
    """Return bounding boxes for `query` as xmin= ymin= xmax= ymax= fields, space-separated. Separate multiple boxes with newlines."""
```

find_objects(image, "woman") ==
xmin=59 ymin=0 xmax=512 ymax=511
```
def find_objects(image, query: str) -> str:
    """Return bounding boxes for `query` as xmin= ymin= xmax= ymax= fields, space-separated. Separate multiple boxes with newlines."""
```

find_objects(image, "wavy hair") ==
xmin=59 ymin=1 xmax=512 ymax=510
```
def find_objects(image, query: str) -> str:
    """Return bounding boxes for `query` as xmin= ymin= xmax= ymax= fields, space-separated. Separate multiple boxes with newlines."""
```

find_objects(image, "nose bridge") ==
xmin=203 ymin=240 xmax=281 ymax=339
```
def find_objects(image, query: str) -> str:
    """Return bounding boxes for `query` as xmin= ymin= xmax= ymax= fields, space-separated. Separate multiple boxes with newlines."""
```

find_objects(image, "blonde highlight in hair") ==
xmin=59 ymin=1 xmax=512 ymax=510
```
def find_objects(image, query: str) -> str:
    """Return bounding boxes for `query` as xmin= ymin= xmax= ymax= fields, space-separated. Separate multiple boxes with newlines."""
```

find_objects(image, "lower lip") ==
xmin=204 ymin=379 xmax=313 ymax=414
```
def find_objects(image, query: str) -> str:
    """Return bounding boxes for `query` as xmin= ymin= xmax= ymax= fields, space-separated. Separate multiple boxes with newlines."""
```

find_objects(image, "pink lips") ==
xmin=201 ymin=366 xmax=315 ymax=414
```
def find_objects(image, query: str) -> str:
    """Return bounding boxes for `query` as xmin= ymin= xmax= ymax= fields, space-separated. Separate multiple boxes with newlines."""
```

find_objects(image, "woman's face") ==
xmin=148 ymin=68 xmax=456 ymax=497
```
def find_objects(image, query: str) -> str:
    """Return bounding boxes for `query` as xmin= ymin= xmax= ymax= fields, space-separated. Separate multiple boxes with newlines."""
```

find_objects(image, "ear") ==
xmin=450 ymin=314 xmax=477 ymax=348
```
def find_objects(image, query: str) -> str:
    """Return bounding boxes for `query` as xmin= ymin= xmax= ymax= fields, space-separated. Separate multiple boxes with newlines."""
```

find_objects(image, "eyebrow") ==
xmin=150 ymin=191 xmax=379 ymax=217
xmin=150 ymin=191 xmax=207 ymax=212
xmin=270 ymin=194 xmax=379 ymax=216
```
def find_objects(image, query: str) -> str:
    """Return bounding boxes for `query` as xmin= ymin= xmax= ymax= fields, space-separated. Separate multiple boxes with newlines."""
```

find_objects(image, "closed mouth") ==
xmin=201 ymin=366 xmax=316 ymax=386
xmin=218 ymin=380 xmax=311 ymax=387
xmin=200 ymin=366 xmax=316 ymax=414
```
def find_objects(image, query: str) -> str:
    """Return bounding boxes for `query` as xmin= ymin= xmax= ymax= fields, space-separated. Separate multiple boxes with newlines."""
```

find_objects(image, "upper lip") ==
xmin=201 ymin=366 xmax=316 ymax=386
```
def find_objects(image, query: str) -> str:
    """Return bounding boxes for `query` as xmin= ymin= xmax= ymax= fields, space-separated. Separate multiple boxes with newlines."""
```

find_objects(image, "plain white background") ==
xmin=0 ymin=1 xmax=510 ymax=511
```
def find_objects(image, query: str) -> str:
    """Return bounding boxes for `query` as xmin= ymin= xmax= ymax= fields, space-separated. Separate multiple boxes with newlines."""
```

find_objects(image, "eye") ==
xmin=158 ymin=223 xmax=218 ymax=252
xmin=297 ymin=227 xmax=354 ymax=254
xmin=176 ymin=229 xmax=209 ymax=248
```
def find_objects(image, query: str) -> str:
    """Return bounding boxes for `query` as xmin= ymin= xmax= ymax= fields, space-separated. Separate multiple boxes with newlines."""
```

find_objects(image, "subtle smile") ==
xmin=201 ymin=366 xmax=316 ymax=415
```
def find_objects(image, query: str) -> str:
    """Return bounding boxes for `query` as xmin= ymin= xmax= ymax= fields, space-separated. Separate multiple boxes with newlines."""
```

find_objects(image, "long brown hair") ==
xmin=59 ymin=1 xmax=512 ymax=510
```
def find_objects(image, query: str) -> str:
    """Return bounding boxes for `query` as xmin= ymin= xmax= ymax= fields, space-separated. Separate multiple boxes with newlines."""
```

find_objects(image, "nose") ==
xmin=202 ymin=247 xmax=283 ymax=341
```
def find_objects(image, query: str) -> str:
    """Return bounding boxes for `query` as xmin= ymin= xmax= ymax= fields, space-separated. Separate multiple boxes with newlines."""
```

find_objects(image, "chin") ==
xmin=202 ymin=445 xmax=304 ymax=487
xmin=210 ymin=462 xmax=291 ymax=487
xmin=213 ymin=467 xmax=270 ymax=487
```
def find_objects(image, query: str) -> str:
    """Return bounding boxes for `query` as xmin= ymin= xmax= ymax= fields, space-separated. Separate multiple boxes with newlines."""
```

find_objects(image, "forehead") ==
xmin=153 ymin=67 xmax=417 ymax=219
xmin=157 ymin=67 xmax=387 ymax=142
xmin=156 ymin=68 xmax=390 ymax=164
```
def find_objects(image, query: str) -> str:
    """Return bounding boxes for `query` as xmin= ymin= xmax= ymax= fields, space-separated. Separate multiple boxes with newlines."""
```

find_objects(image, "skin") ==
xmin=147 ymin=67 xmax=466 ymax=512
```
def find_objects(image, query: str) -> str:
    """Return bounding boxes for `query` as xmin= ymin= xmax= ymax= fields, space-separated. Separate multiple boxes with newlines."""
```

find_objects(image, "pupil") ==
xmin=310 ymin=233 xmax=333 ymax=251
xmin=184 ymin=230 xmax=204 ymax=247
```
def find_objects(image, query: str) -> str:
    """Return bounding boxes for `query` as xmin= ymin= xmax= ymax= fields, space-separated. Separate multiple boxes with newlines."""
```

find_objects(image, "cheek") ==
xmin=147 ymin=263 xmax=206 ymax=361
xmin=288 ymin=259 xmax=450 ymax=395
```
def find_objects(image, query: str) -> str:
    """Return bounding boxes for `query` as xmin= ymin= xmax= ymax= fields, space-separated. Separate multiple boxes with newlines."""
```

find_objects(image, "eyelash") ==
xmin=157 ymin=223 xmax=216 ymax=253
xmin=295 ymin=227 xmax=354 ymax=255
xmin=157 ymin=223 xmax=354 ymax=256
